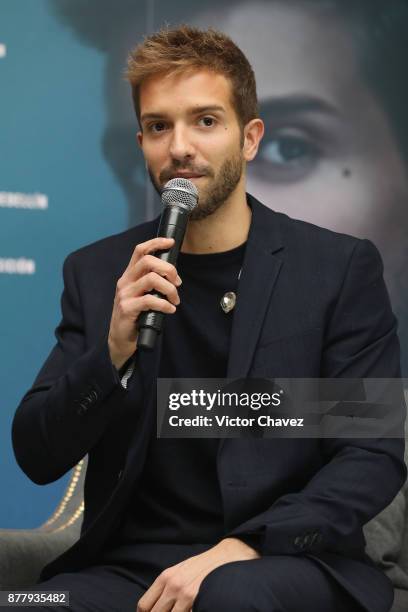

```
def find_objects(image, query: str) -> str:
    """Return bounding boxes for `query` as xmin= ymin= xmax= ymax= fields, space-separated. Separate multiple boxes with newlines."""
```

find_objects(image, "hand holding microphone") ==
xmin=107 ymin=178 xmax=198 ymax=368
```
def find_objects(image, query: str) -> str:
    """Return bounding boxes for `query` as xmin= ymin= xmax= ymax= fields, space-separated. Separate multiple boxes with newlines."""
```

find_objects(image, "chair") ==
xmin=0 ymin=458 xmax=86 ymax=589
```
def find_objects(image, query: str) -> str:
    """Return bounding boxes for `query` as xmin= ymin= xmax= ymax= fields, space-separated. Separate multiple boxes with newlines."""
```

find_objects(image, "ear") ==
xmin=243 ymin=118 xmax=264 ymax=162
xmin=137 ymin=131 xmax=143 ymax=149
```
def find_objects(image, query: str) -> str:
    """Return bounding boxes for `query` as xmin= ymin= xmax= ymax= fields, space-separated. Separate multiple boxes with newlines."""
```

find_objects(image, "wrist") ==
xmin=108 ymin=336 xmax=135 ymax=371
xmin=216 ymin=537 xmax=260 ymax=559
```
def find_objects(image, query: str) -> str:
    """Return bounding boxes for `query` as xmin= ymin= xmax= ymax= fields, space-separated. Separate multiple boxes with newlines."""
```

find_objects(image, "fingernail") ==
xmin=176 ymin=275 xmax=182 ymax=286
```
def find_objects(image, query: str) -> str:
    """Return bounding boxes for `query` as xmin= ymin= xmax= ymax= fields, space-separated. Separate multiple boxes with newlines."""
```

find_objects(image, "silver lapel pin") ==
xmin=220 ymin=291 xmax=237 ymax=313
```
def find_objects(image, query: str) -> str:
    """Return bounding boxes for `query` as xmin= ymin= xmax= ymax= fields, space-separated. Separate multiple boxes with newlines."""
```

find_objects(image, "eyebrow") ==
xmin=259 ymin=95 xmax=341 ymax=119
xmin=140 ymin=105 xmax=227 ymax=123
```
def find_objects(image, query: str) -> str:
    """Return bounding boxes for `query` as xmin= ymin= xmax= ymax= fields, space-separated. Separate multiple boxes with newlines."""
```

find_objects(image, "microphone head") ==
xmin=161 ymin=178 xmax=199 ymax=211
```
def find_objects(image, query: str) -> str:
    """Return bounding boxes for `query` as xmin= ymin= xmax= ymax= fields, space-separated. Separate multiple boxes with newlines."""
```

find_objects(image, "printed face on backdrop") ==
xmin=191 ymin=1 xmax=408 ymax=311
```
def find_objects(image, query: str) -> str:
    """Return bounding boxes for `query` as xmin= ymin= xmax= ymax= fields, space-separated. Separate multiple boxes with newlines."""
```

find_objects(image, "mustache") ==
xmin=160 ymin=165 xmax=213 ymax=182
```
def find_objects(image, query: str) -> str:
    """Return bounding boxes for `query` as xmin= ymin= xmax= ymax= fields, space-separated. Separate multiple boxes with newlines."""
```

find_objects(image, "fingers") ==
xmin=123 ymin=248 xmax=182 ymax=292
xmin=119 ymin=274 xmax=181 ymax=307
xmin=127 ymin=237 xmax=176 ymax=271
xmin=134 ymin=254 xmax=182 ymax=286
xmin=108 ymin=236 xmax=181 ymax=367
xmin=119 ymin=294 xmax=177 ymax=319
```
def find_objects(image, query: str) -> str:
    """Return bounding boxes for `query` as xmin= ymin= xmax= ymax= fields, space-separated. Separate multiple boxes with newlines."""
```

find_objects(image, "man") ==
xmin=11 ymin=25 xmax=406 ymax=612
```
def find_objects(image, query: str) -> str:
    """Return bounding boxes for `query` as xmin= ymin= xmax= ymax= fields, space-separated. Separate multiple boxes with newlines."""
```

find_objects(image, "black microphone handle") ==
xmin=137 ymin=204 xmax=190 ymax=350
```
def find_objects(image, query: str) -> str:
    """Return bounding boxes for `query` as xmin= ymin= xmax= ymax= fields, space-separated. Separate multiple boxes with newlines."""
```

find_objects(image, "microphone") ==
xmin=137 ymin=177 xmax=198 ymax=350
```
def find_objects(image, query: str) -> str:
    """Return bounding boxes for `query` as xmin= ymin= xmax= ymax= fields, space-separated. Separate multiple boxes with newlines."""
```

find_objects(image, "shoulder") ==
xmin=278 ymin=209 xmax=382 ymax=274
xmin=63 ymin=217 xmax=160 ymax=275
xmin=250 ymin=194 xmax=380 ymax=268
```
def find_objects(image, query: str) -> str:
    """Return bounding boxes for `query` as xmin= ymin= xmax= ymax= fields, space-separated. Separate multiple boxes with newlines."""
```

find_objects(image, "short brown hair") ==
xmin=125 ymin=24 xmax=259 ymax=130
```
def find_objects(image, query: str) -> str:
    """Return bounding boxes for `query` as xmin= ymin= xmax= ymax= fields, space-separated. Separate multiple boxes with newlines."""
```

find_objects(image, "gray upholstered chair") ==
xmin=1 ymin=400 xmax=408 ymax=611
xmin=0 ymin=457 xmax=86 ymax=589
xmin=363 ymin=414 xmax=408 ymax=612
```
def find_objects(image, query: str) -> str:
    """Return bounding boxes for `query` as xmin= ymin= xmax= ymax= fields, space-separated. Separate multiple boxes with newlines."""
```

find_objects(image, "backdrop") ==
xmin=1 ymin=0 xmax=407 ymax=528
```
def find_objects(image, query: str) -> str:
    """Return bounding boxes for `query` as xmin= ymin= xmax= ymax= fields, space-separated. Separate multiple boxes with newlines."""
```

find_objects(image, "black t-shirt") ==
xmin=115 ymin=242 xmax=260 ymax=550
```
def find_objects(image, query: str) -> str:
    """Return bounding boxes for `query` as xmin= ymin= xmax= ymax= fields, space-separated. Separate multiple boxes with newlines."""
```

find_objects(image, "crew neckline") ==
xmin=179 ymin=240 xmax=246 ymax=258
xmin=177 ymin=241 xmax=246 ymax=269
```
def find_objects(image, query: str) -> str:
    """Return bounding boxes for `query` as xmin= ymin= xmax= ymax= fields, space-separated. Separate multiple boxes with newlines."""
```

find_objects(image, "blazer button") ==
xmin=310 ymin=531 xmax=323 ymax=549
xmin=86 ymin=389 xmax=98 ymax=403
xmin=77 ymin=401 xmax=89 ymax=416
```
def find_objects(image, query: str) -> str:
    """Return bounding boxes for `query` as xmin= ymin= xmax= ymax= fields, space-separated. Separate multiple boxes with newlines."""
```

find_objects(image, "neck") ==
xmin=181 ymin=181 xmax=251 ymax=254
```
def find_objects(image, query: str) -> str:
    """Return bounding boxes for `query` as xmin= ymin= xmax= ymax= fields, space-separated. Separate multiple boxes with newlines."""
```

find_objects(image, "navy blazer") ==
xmin=12 ymin=194 xmax=406 ymax=612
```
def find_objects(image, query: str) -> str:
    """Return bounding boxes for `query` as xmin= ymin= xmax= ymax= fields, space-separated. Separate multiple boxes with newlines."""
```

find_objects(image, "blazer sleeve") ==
xmin=226 ymin=239 xmax=407 ymax=557
xmin=11 ymin=252 xmax=140 ymax=485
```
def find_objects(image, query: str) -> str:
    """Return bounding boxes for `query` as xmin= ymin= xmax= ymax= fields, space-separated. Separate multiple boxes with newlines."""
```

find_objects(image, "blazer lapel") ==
xmin=218 ymin=196 xmax=285 ymax=464
xmin=226 ymin=194 xmax=284 ymax=379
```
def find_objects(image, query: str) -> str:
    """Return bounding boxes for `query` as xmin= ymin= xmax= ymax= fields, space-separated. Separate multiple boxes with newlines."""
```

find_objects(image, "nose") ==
xmin=169 ymin=123 xmax=195 ymax=163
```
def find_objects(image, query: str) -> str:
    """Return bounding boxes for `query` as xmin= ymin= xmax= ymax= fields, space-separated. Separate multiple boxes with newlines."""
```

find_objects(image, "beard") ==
xmin=147 ymin=147 xmax=244 ymax=221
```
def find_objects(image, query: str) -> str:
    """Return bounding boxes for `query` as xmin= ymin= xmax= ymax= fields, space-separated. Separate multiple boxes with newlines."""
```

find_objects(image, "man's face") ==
xmin=137 ymin=69 xmax=245 ymax=220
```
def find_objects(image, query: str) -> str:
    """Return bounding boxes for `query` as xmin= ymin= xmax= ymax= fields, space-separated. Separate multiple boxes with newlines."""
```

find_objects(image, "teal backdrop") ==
xmin=0 ymin=0 xmax=149 ymax=528
xmin=1 ymin=0 xmax=407 ymax=529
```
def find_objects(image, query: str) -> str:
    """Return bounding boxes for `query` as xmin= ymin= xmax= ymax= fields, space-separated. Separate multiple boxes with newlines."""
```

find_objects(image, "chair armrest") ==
xmin=0 ymin=458 xmax=87 ymax=588
xmin=0 ymin=525 xmax=79 ymax=588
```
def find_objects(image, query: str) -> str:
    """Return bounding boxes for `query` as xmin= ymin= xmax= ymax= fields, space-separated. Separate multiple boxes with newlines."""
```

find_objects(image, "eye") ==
xmin=252 ymin=129 xmax=322 ymax=183
xmin=261 ymin=135 xmax=319 ymax=165
xmin=198 ymin=116 xmax=216 ymax=127
xmin=147 ymin=121 xmax=167 ymax=133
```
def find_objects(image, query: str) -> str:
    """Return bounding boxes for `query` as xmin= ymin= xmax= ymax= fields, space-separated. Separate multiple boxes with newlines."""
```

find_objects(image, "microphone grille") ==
xmin=161 ymin=178 xmax=198 ymax=211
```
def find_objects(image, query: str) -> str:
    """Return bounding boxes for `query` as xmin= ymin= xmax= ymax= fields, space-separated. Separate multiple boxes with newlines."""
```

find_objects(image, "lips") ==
xmin=169 ymin=173 xmax=204 ymax=179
